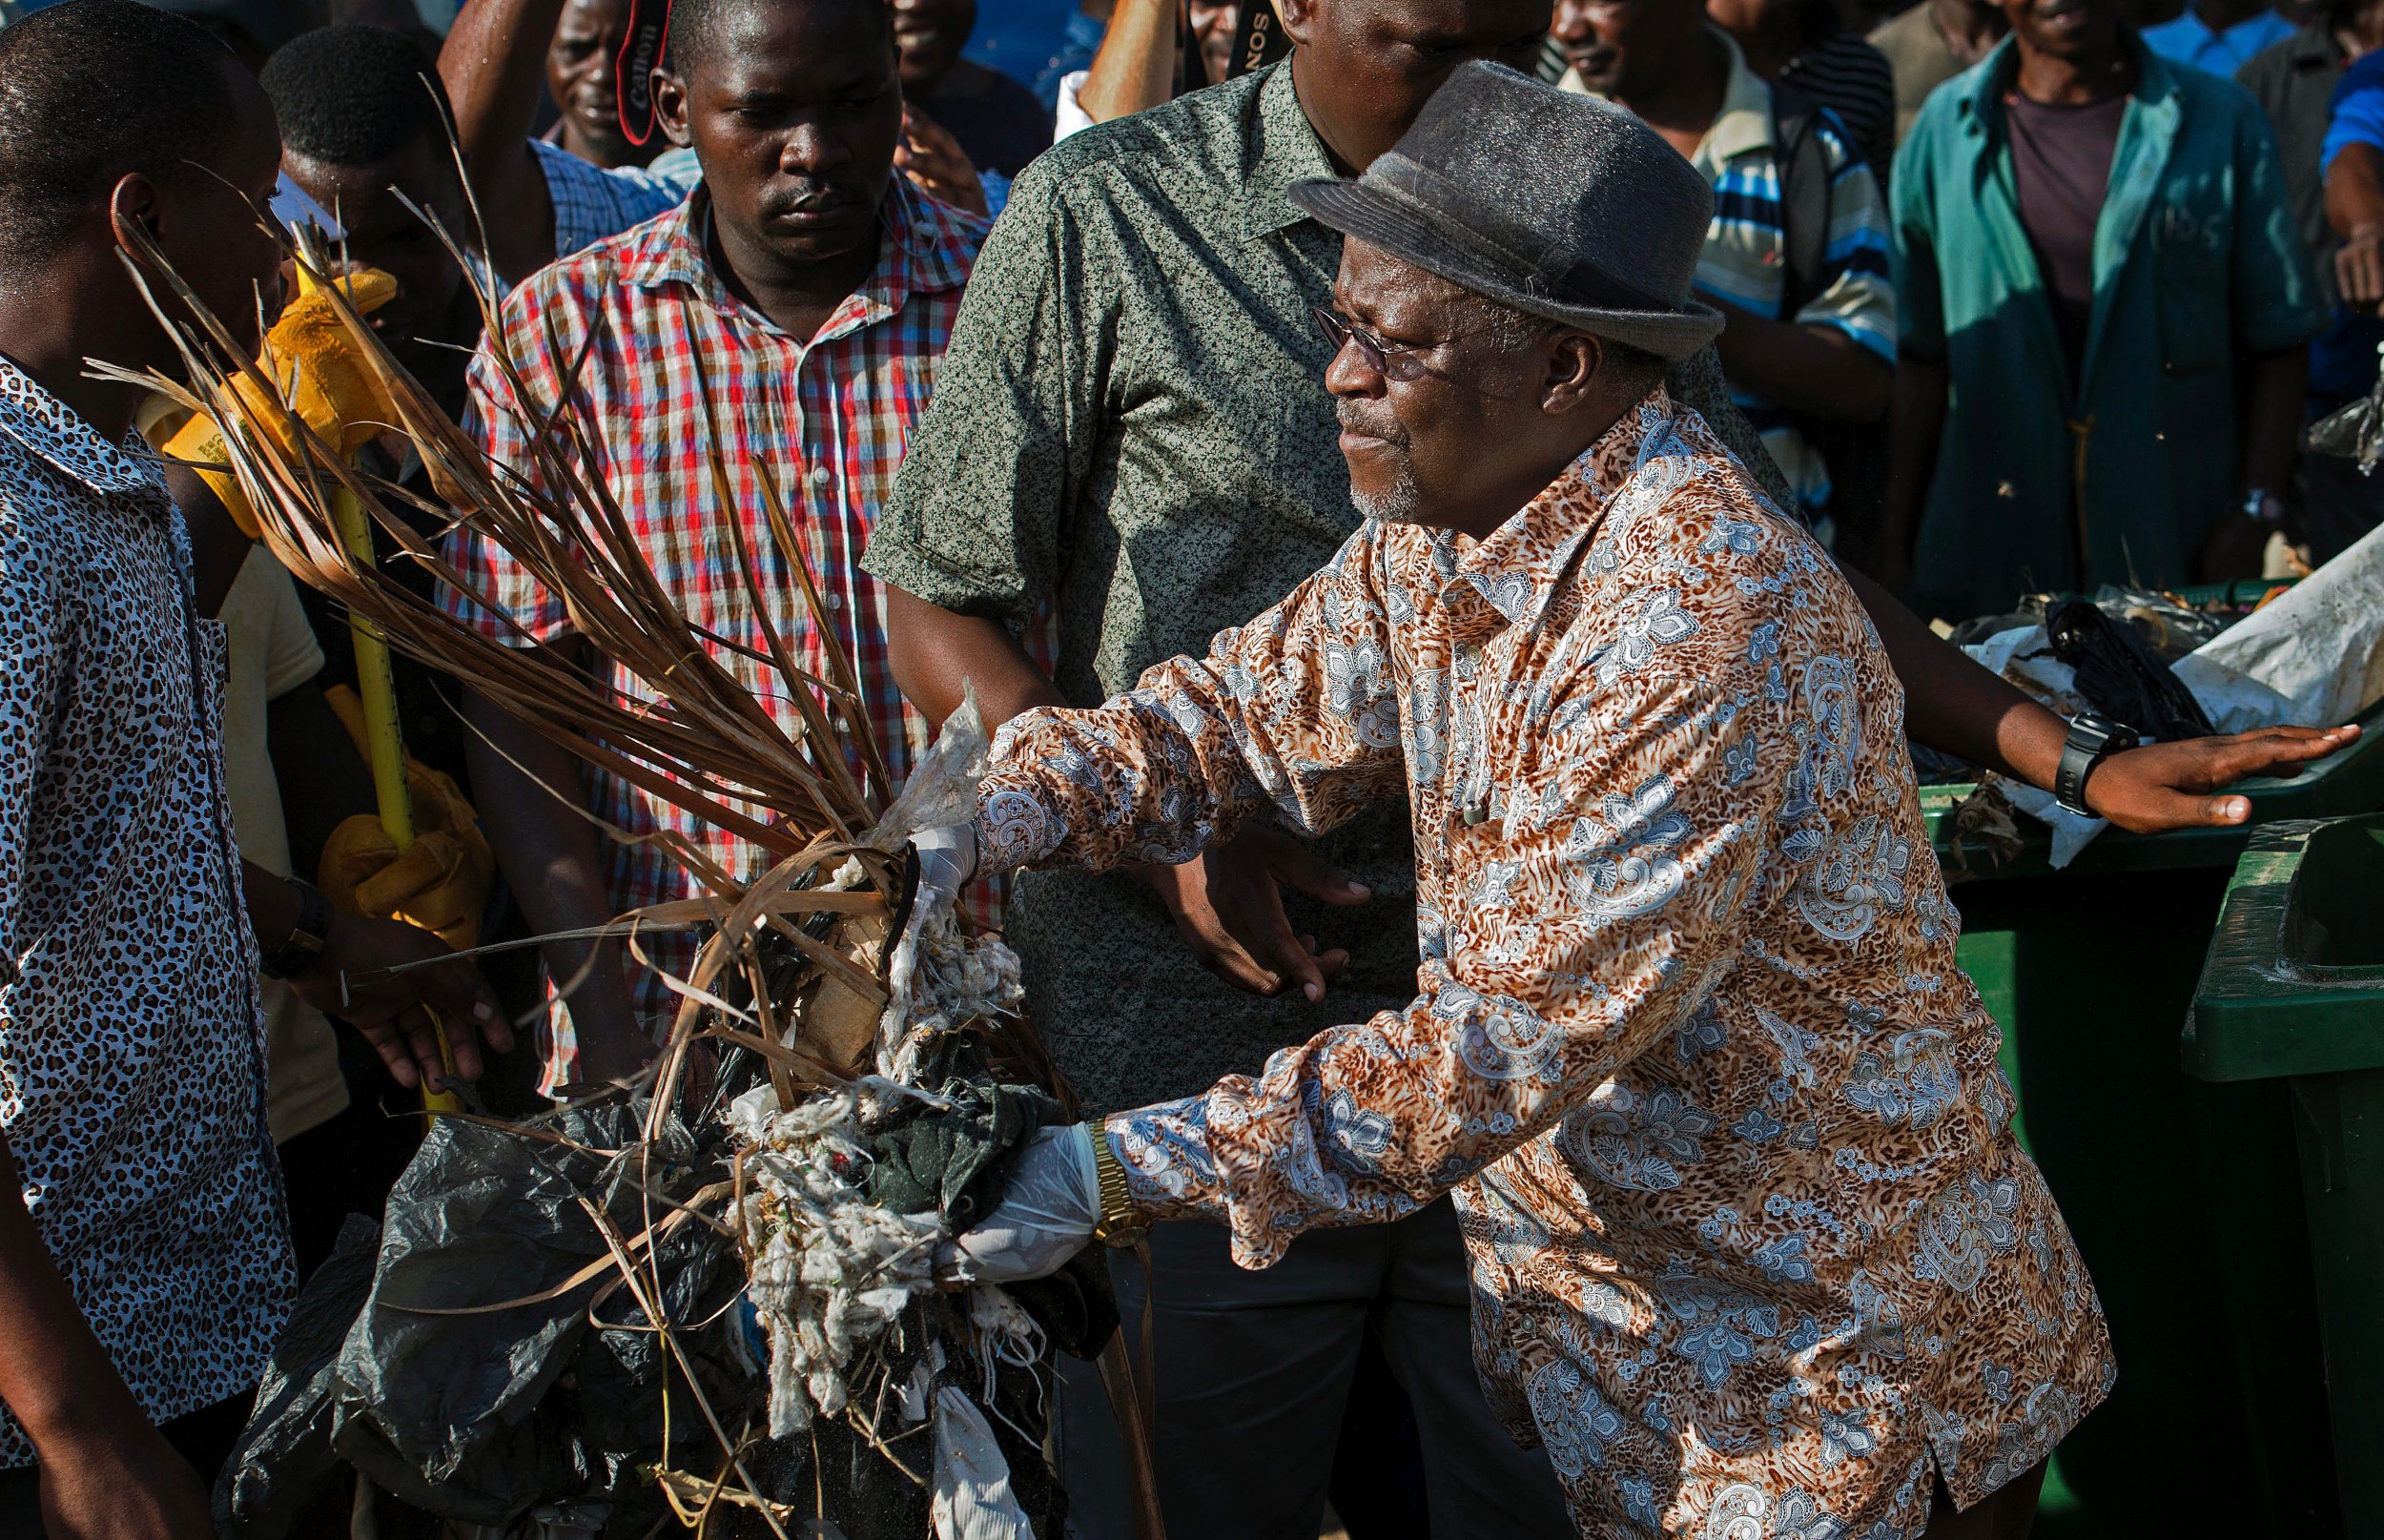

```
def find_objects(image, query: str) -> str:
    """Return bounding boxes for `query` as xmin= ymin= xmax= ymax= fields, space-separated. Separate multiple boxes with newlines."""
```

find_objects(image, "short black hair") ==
xmin=0 ymin=0 xmax=244 ymax=266
xmin=665 ymin=0 xmax=894 ymax=79
xmin=261 ymin=23 xmax=453 ymax=168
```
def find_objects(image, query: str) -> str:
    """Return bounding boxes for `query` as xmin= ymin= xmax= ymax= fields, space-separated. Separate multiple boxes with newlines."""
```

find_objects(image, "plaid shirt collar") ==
xmin=615 ymin=175 xmax=976 ymax=343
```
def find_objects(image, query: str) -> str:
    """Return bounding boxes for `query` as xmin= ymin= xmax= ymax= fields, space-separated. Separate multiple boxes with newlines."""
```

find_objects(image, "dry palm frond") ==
xmin=105 ymin=213 xmax=1100 ymax=1540
xmin=99 ymin=214 xmax=883 ymax=864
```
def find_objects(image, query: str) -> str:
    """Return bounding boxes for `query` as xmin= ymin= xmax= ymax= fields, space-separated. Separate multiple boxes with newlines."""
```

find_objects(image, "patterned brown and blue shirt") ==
xmin=976 ymin=389 xmax=2112 ymax=1535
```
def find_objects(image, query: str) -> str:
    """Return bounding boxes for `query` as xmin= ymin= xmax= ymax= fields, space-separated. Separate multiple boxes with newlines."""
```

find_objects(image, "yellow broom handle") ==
xmin=328 ymin=485 xmax=416 ymax=852
xmin=328 ymin=483 xmax=459 ymax=1108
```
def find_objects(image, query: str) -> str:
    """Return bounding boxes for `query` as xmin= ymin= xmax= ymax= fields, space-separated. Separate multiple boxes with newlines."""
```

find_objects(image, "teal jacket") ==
xmin=1891 ymin=33 xmax=2322 ymax=621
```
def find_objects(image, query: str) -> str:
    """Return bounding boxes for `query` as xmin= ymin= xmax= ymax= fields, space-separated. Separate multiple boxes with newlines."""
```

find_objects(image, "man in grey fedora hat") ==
xmin=866 ymin=0 xmax=2348 ymax=1523
xmin=934 ymin=61 xmax=2114 ymax=1538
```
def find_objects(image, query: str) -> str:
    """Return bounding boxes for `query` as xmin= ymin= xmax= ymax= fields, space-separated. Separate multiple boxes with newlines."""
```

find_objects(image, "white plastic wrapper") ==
xmin=2172 ymin=520 xmax=2384 ymax=733
xmin=930 ymin=1386 xmax=1036 ymax=1539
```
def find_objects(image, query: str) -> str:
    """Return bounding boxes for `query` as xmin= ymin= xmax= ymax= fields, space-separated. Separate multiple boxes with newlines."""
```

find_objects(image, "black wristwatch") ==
xmin=2053 ymin=712 xmax=2140 ymax=818
xmin=259 ymin=878 xmax=335 ymax=979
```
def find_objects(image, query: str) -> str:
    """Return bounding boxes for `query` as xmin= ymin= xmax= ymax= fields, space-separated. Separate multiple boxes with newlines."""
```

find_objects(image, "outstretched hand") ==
xmin=1130 ymin=824 xmax=1371 ymax=1002
xmin=290 ymin=910 xmax=512 ymax=1092
xmin=2084 ymin=724 xmax=2361 ymax=832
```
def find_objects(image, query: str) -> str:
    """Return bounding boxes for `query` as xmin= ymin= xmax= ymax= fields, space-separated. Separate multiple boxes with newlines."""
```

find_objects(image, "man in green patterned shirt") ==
xmin=863 ymin=0 xmax=2352 ymax=1529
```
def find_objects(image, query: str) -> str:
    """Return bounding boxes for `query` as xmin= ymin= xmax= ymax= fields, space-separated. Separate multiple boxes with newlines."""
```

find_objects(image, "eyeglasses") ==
xmin=1311 ymin=304 xmax=1444 ymax=383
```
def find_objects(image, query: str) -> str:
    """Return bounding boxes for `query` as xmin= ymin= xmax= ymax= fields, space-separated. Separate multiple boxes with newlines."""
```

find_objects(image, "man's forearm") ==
xmin=0 ymin=1139 xmax=150 ymax=1458
xmin=1842 ymin=565 xmax=2068 ymax=787
xmin=885 ymin=585 xmax=1065 ymax=729
xmin=1878 ymin=356 xmax=1948 ymax=579
xmin=167 ymin=462 xmax=252 ymax=620
xmin=462 ymin=679 xmax=642 ymax=1069
xmin=437 ymin=0 xmax=565 ymax=283
xmin=1076 ymin=0 xmax=1179 ymax=122
xmin=2328 ymin=141 xmax=2384 ymax=239
xmin=1712 ymin=308 xmax=1891 ymax=423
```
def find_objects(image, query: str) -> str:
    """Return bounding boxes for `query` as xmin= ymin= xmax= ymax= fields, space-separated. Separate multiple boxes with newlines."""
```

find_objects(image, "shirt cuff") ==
xmin=1104 ymin=1101 xmax=1216 ymax=1222
xmin=972 ymin=777 xmax=1067 ymax=873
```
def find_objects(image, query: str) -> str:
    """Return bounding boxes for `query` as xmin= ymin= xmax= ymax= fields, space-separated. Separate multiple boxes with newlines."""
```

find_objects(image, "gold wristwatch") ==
xmin=1085 ymin=1120 xmax=1149 ymax=1248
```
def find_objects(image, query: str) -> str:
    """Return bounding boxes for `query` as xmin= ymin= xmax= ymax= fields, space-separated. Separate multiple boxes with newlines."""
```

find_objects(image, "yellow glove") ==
xmin=160 ymin=267 xmax=402 ymax=537
xmin=316 ymin=685 xmax=496 ymax=951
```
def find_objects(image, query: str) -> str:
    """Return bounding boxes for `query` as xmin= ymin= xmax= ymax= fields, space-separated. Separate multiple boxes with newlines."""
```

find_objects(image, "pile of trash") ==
xmin=215 ymin=719 xmax=1114 ymax=1539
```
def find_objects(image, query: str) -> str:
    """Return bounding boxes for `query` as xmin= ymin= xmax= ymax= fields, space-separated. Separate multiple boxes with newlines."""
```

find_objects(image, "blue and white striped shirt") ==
xmin=1688 ymin=30 xmax=1896 ymax=516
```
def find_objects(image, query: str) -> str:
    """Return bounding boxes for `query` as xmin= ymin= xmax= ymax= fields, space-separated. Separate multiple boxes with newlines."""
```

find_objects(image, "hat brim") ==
xmin=1290 ymin=177 xmax=1725 ymax=364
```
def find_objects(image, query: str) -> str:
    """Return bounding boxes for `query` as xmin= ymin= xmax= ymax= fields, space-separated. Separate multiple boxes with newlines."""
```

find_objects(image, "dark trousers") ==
xmin=1058 ymin=1197 xmax=1573 ymax=1540
xmin=0 ymin=1388 xmax=253 ymax=1538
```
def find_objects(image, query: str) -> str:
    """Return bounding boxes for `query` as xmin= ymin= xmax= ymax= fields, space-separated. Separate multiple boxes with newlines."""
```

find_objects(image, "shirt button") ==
xmin=826 ymin=593 xmax=845 ymax=611
xmin=809 ymin=466 xmax=832 ymax=489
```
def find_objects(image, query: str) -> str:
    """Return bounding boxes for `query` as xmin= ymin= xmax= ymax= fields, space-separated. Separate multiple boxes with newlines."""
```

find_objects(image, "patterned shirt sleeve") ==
xmin=0 ymin=483 xmax=64 ymax=980
xmin=1099 ymin=664 xmax=1788 ymax=1267
xmin=533 ymin=137 xmax=698 ymax=259
xmin=1788 ymin=116 xmax=1896 ymax=363
xmin=975 ymin=524 xmax=1410 ymax=872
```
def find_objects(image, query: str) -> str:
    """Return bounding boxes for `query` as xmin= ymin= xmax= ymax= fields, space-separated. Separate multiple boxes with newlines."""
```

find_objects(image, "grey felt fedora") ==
xmin=1290 ymin=61 xmax=1725 ymax=362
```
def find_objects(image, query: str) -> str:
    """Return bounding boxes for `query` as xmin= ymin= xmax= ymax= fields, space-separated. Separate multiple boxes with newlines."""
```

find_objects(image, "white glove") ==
xmin=887 ymin=823 xmax=979 ymax=1008
xmin=909 ymin=823 xmax=976 ymax=915
xmin=936 ymin=1123 xmax=1100 ymax=1284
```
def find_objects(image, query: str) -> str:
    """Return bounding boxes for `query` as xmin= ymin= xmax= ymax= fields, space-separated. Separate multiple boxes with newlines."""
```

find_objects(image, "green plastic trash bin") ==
xmin=1922 ymin=637 xmax=2384 ymax=1540
xmin=2189 ymin=814 xmax=2384 ymax=1539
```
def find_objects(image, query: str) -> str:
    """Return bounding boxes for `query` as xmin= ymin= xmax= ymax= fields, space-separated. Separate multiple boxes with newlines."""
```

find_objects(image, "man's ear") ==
xmin=1278 ymin=0 xmax=1318 ymax=51
xmin=1542 ymin=331 xmax=1600 ymax=415
xmin=653 ymin=68 xmax=694 ymax=148
xmin=105 ymin=171 xmax=165 ymax=257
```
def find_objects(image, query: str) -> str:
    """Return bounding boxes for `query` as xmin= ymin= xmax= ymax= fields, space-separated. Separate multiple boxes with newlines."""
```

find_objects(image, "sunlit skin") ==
xmin=1326 ymin=238 xmax=1642 ymax=540
xmin=280 ymin=136 xmax=477 ymax=390
xmin=651 ymin=0 xmax=904 ymax=339
xmin=1279 ymin=0 xmax=1554 ymax=172
xmin=546 ymin=0 xmax=638 ymax=166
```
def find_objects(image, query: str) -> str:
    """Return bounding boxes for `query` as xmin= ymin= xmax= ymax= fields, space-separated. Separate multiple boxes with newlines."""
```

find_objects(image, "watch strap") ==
xmin=2054 ymin=713 xmax=2138 ymax=818
xmin=261 ymin=878 xmax=334 ymax=979
xmin=1085 ymin=1121 xmax=1148 ymax=1248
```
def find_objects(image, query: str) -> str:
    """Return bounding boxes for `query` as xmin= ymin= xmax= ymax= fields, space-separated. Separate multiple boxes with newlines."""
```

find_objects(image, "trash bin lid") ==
xmin=2186 ymin=813 xmax=2384 ymax=1081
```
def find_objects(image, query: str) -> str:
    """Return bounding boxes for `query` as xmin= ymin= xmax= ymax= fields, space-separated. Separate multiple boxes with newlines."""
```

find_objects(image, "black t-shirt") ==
xmin=2004 ymin=91 xmax=2128 ymax=380
xmin=915 ymin=59 xmax=1057 ymax=180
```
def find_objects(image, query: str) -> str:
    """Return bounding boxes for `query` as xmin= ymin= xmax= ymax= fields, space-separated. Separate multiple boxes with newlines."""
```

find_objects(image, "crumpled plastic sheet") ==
xmin=2173 ymin=516 xmax=2384 ymax=733
xmin=216 ymin=1099 xmax=743 ymax=1535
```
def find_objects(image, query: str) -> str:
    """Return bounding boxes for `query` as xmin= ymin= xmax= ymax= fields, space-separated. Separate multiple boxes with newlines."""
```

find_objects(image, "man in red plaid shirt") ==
xmin=438 ymin=0 xmax=986 ymax=1092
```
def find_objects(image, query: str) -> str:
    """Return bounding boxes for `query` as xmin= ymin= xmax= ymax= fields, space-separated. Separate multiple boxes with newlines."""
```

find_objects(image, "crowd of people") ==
xmin=0 ymin=0 xmax=2376 ymax=1532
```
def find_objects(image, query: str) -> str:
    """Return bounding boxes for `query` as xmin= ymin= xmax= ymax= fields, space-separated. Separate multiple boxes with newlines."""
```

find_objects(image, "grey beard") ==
xmin=1351 ymin=465 xmax=1425 ymax=525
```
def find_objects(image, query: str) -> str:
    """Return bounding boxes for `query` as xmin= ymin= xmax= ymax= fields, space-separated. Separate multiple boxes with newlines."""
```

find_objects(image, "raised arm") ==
xmin=438 ymin=0 xmax=567 ymax=283
xmin=1074 ymin=0 xmax=1179 ymax=123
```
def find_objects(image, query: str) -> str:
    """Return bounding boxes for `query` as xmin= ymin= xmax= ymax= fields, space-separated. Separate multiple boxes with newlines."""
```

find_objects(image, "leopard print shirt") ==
xmin=978 ymin=390 xmax=2113 ymax=1535
xmin=0 ymin=358 xmax=291 ymax=1466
